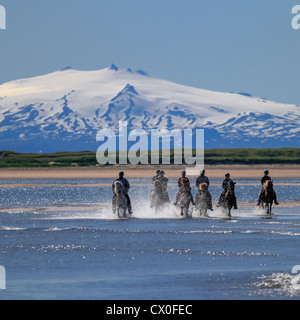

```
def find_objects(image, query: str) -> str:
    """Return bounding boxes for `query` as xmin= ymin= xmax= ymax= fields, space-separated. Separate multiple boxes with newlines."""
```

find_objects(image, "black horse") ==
xmin=260 ymin=180 xmax=276 ymax=215
xmin=219 ymin=180 xmax=236 ymax=218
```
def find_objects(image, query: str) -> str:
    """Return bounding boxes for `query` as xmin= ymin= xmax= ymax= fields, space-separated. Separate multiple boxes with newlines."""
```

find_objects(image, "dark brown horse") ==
xmin=260 ymin=180 xmax=275 ymax=215
xmin=219 ymin=180 xmax=236 ymax=218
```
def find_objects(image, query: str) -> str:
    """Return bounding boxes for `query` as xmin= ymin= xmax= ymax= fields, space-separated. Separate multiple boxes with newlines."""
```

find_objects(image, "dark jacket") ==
xmin=178 ymin=177 xmax=191 ymax=191
xmin=196 ymin=175 xmax=210 ymax=188
xmin=222 ymin=178 xmax=234 ymax=191
xmin=261 ymin=176 xmax=271 ymax=186
xmin=112 ymin=178 xmax=130 ymax=193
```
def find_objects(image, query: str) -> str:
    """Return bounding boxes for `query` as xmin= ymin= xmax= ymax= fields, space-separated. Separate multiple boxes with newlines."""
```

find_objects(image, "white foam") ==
xmin=131 ymin=202 xmax=182 ymax=219
xmin=0 ymin=226 xmax=26 ymax=231
xmin=253 ymin=273 xmax=300 ymax=297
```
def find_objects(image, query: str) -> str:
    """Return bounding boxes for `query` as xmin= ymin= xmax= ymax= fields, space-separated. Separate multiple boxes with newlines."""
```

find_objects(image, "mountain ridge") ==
xmin=0 ymin=65 xmax=299 ymax=153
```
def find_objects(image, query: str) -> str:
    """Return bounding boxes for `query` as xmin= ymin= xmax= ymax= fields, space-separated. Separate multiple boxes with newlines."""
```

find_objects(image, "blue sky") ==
xmin=0 ymin=0 xmax=300 ymax=104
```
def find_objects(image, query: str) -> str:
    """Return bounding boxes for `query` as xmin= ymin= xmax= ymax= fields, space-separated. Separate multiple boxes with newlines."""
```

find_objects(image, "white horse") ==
xmin=195 ymin=183 xmax=213 ymax=217
xmin=150 ymin=179 xmax=170 ymax=214
xmin=177 ymin=188 xmax=192 ymax=218
xmin=113 ymin=181 xmax=129 ymax=219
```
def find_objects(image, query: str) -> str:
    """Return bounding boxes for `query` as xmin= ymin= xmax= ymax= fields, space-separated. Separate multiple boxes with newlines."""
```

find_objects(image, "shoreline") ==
xmin=1 ymin=164 xmax=300 ymax=179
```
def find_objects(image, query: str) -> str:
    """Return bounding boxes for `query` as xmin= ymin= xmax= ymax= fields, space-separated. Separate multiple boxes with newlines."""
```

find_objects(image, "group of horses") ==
xmin=112 ymin=176 xmax=277 ymax=219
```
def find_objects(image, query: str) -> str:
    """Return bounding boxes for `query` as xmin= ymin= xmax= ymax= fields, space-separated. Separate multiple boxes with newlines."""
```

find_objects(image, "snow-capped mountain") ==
xmin=0 ymin=64 xmax=299 ymax=152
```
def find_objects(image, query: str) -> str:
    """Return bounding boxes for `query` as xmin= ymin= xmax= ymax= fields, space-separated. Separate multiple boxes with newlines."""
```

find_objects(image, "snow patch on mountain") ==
xmin=0 ymin=65 xmax=299 ymax=152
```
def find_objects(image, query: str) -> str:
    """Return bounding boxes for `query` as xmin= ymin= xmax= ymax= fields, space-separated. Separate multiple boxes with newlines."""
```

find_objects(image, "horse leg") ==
xmin=112 ymin=195 xmax=117 ymax=214
xmin=228 ymin=207 xmax=232 ymax=218
xmin=266 ymin=203 xmax=270 ymax=215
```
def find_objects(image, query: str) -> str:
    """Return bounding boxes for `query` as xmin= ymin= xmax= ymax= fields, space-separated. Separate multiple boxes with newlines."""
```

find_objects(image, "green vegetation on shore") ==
xmin=1 ymin=149 xmax=300 ymax=168
xmin=0 ymin=151 xmax=98 ymax=168
xmin=204 ymin=148 xmax=300 ymax=165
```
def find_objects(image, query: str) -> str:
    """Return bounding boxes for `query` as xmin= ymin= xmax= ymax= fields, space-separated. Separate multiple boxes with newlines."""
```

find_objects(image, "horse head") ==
xmin=114 ymin=181 xmax=124 ymax=194
xmin=180 ymin=178 xmax=189 ymax=192
xmin=200 ymin=182 xmax=208 ymax=191
xmin=264 ymin=180 xmax=273 ymax=190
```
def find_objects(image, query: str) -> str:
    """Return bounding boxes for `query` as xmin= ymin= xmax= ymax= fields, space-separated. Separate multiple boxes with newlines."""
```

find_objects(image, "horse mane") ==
xmin=180 ymin=177 xmax=188 ymax=184
xmin=114 ymin=180 xmax=124 ymax=193
xmin=263 ymin=180 xmax=273 ymax=189
xmin=179 ymin=177 xmax=190 ymax=193
xmin=200 ymin=182 xmax=208 ymax=191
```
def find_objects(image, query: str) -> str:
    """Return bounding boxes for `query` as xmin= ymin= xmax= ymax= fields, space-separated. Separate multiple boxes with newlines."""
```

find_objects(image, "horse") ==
xmin=260 ymin=180 xmax=275 ymax=215
xmin=219 ymin=180 xmax=236 ymax=218
xmin=113 ymin=180 xmax=129 ymax=219
xmin=176 ymin=185 xmax=192 ymax=218
xmin=195 ymin=183 xmax=213 ymax=217
xmin=150 ymin=179 xmax=170 ymax=214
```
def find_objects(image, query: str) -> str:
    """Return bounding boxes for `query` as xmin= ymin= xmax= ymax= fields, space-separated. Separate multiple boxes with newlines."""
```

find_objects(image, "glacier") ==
xmin=0 ymin=64 xmax=299 ymax=152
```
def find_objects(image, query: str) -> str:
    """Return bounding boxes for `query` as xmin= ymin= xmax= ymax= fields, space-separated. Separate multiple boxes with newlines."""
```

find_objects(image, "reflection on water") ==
xmin=1 ymin=178 xmax=300 ymax=208
xmin=1 ymin=178 xmax=300 ymax=300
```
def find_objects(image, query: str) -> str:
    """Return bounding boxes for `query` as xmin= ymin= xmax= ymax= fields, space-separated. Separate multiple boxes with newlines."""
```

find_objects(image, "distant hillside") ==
xmin=0 ymin=65 xmax=299 ymax=153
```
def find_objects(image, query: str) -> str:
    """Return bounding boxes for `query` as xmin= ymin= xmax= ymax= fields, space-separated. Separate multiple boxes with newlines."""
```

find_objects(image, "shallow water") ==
xmin=0 ymin=178 xmax=300 ymax=300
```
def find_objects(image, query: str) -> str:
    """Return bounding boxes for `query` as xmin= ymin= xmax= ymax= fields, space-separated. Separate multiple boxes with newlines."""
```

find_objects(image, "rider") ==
xmin=257 ymin=170 xmax=279 ymax=206
xmin=196 ymin=169 xmax=210 ymax=188
xmin=112 ymin=171 xmax=133 ymax=214
xmin=217 ymin=173 xmax=238 ymax=209
xmin=150 ymin=170 xmax=170 ymax=208
xmin=152 ymin=170 xmax=161 ymax=183
xmin=159 ymin=170 xmax=170 ymax=203
xmin=150 ymin=170 xmax=160 ymax=208
xmin=174 ymin=171 xmax=195 ymax=206
xmin=196 ymin=170 xmax=213 ymax=211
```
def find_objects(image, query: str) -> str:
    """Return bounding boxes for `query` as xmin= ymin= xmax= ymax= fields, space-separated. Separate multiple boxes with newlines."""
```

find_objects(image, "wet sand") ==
xmin=1 ymin=165 xmax=300 ymax=180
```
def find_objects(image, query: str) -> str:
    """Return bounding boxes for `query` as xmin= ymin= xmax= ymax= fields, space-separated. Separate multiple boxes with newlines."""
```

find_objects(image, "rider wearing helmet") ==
xmin=159 ymin=170 xmax=170 ymax=203
xmin=112 ymin=171 xmax=133 ymax=214
xmin=195 ymin=169 xmax=213 ymax=211
xmin=152 ymin=170 xmax=161 ymax=183
xmin=217 ymin=173 xmax=238 ymax=209
xmin=150 ymin=170 xmax=170 ymax=208
xmin=257 ymin=170 xmax=279 ymax=206
xmin=196 ymin=169 xmax=210 ymax=188
xmin=174 ymin=171 xmax=195 ymax=206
